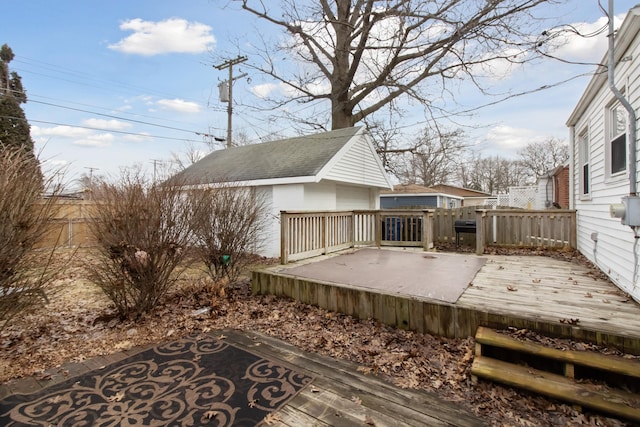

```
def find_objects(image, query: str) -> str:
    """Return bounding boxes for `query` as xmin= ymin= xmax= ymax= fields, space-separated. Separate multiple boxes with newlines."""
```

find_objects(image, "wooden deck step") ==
xmin=471 ymin=356 xmax=640 ymax=422
xmin=474 ymin=326 xmax=640 ymax=379
xmin=471 ymin=326 xmax=640 ymax=422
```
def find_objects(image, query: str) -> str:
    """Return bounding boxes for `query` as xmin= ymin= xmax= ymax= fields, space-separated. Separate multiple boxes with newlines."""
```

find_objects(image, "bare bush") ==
xmin=86 ymin=171 xmax=193 ymax=319
xmin=189 ymin=185 xmax=269 ymax=285
xmin=0 ymin=146 xmax=65 ymax=332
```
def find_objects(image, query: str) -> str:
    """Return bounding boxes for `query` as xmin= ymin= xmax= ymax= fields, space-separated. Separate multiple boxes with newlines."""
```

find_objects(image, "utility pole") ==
xmin=84 ymin=167 xmax=98 ymax=199
xmin=150 ymin=159 xmax=162 ymax=181
xmin=214 ymin=55 xmax=247 ymax=148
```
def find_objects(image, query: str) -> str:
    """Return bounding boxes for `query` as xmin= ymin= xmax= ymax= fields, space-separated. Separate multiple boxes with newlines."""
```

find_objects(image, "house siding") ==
xmin=380 ymin=195 xmax=439 ymax=209
xmin=336 ymin=185 xmax=373 ymax=210
xmin=568 ymin=9 xmax=640 ymax=301
xmin=324 ymin=136 xmax=390 ymax=188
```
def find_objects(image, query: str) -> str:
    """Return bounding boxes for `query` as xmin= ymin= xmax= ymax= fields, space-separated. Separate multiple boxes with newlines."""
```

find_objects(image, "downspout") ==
xmin=608 ymin=0 xmax=637 ymax=196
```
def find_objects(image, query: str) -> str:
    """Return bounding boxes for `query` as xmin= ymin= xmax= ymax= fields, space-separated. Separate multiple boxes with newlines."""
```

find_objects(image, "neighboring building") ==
xmin=428 ymin=184 xmax=493 ymax=207
xmin=566 ymin=5 xmax=640 ymax=302
xmin=173 ymin=127 xmax=393 ymax=257
xmin=536 ymin=164 xmax=570 ymax=209
xmin=380 ymin=184 xmax=463 ymax=209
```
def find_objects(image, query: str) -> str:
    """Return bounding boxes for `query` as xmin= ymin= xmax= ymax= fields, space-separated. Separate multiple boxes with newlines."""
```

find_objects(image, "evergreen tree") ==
xmin=0 ymin=44 xmax=34 ymax=152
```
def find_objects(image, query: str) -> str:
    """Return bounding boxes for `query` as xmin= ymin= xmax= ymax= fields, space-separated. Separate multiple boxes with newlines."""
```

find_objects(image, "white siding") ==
xmin=324 ymin=136 xmax=390 ymax=188
xmin=256 ymin=184 xmax=304 ymax=258
xmin=569 ymin=16 xmax=640 ymax=302
xmin=336 ymin=185 xmax=373 ymax=210
xmin=304 ymin=182 xmax=337 ymax=210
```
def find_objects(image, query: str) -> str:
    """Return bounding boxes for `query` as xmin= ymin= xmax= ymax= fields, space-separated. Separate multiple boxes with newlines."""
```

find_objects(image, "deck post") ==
xmin=422 ymin=210 xmax=433 ymax=251
xmin=374 ymin=211 xmax=382 ymax=247
xmin=350 ymin=212 xmax=356 ymax=248
xmin=280 ymin=211 xmax=289 ymax=264
xmin=322 ymin=213 xmax=328 ymax=255
xmin=569 ymin=210 xmax=577 ymax=248
xmin=476 ymin=210 xmax=486 ymax=255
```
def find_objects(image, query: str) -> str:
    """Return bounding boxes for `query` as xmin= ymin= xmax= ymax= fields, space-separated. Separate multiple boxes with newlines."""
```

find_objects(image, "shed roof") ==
xmin=174 ymin=127 xmax=358 ymax=185
xmin=428 ymin=184 xmax=491 ymax=197
xmin=380 ymin=184 xmax=439 ymax=195
xmin=172 ymin=126 xmax=392 ymax=189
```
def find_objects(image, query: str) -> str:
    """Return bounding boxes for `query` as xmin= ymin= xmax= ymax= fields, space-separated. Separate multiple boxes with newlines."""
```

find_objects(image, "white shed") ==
xmin=174 ymin=127 xmax=393 ymax=257
xmin=566 ymin=6 xmax=640 ymax=302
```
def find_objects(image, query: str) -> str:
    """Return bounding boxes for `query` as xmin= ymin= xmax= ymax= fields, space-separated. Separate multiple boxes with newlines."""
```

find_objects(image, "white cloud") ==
xmin=250 ymin=83 xmax=278 ymax=99
xmin=82 ymin=118 xmax=132 ymax=130
xmin=32 ymin=125 xmax=93 ymax=139
xmin=156 ymin=98 xmax=201 ymax=113
xmin=480 ymin=125 xmax=548 ymax=156
xmin=72 ymin=133 xmax=115 ymax=148
xmin=550 ymin=13 xmax=626 ymax=64
xmin=108 ymin=18 xmax=215 ymax=55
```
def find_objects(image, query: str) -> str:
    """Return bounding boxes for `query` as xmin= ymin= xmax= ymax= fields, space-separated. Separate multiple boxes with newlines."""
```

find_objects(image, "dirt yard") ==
xmin=0 ymin=248 xmax=635 ymax=426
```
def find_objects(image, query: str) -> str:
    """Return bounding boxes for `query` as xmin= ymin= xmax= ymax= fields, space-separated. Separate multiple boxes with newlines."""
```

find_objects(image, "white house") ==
xmin=566 ymin=5 xmax=640 ymax=303
xmin=173 ymin=127 xmax=393 ymax=257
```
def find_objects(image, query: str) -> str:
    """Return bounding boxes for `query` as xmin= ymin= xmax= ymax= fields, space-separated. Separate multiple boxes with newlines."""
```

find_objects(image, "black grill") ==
xmin=454 ymin=219 xmax=476 ymax=248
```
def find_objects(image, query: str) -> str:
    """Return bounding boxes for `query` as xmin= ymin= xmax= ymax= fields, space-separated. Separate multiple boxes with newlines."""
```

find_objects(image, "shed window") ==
xmin=609 ymin=102 xmax=627 ymax=175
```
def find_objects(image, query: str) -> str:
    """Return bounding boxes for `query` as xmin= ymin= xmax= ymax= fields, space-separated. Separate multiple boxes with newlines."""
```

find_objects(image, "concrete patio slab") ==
xmin=278 ymin=248 xmax=487 ymax=303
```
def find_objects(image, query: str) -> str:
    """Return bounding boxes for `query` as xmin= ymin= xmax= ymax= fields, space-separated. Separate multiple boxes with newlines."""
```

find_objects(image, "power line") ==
xmin=0 ymin=115 xmax=202 ymax=142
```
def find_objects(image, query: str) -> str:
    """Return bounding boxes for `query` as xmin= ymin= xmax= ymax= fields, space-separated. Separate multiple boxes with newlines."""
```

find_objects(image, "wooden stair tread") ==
xmin=471 ymin=356 xmax=640 ymax=422
xmin=475 ymin=326 xmax=640 ymax=378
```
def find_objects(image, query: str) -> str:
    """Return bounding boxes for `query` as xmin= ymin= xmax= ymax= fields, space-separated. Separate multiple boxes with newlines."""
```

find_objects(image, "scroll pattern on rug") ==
xmin=0 ymin=334 xmax=312 ymax=426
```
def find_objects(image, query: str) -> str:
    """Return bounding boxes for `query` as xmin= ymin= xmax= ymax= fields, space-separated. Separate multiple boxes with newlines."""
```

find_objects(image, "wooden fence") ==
xmin=281 ymin=208 xmax=576 ymax=263
xmin=34 ymin=200 xmax=97 ymax=249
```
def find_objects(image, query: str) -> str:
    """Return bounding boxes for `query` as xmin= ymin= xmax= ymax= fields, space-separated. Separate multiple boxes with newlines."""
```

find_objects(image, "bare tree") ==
xmin=170 ymin=141 xmax=210 ymax=172
xmin=0 ymin=146 xmax=67 ymax=331
xmin=237 ymin=0 xmax=557 ymax=130
xmin=517 ymin=137 xmax=569 ymax=181
xmin=396 ymin=127 xmax=466 ymax=187
xmin=459 ymin=153 xmax=527 ymax=194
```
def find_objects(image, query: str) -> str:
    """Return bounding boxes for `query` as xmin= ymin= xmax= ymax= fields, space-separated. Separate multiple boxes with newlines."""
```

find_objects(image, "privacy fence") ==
xmin=281 ymin=207 xmax=576 ymax=264
xmin=35 ymin=200 xmax=97 ymax=249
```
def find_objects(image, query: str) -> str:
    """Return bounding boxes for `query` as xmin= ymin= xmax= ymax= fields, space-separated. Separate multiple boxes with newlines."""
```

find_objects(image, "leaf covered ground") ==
xmin=0 ymin=248 xmax=637 ymax=426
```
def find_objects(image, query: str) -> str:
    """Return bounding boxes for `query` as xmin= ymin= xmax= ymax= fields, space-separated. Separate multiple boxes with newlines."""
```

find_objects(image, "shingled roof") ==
xmin=173 ymin=127 xmax=364 ymax=186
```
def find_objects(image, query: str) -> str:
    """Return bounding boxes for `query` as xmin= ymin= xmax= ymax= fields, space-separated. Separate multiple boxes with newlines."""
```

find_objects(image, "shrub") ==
xmin=85 ymin=171 xmax=193 ymax=319
xmin=189 ymin=184 xmax=268 ymax=285
xmin=0 ymin=146 xmax=65 ymax=332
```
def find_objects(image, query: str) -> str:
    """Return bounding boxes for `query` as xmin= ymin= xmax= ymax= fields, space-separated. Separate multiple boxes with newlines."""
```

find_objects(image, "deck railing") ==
xmin=281 ymin=208 xmax=576 ymax=263
xmin=475 ymin=209 xmax=576 ymax=255
xmin=280 ymin=210 xmax=434 ymax=264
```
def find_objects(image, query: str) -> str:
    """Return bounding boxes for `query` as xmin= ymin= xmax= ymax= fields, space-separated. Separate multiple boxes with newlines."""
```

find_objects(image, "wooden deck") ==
xmin=0 ymin=330 xmax=481 ymax=427
xmin=252 ymin=248 xmax=640 ymax=355
xmin=227 ymin=330 xmax=481 ymax=426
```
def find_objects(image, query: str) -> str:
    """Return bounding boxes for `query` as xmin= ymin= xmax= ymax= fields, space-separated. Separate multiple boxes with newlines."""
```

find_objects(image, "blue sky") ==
xmin=1 ymin=0 xmax=637 ymax=185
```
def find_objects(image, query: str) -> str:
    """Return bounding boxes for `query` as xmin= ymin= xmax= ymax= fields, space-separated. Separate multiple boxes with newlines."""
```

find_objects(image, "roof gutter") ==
xmin=608 ymin=0 xmax=637 ymax=196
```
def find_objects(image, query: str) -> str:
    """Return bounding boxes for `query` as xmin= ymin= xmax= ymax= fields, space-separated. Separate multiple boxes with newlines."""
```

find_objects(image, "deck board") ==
xmin=224 ymin=330 xmax=482 ymax=427
xmin=254 ymin=249 xmax=640 ymax=354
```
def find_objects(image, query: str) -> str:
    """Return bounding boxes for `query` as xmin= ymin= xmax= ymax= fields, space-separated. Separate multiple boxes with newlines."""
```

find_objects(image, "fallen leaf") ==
xmin=263 ymin=412 xmax=282 ymax=425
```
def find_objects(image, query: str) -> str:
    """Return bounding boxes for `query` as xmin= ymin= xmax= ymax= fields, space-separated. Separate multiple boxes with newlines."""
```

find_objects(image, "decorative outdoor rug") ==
xmin=0 ymin=334 xmax=312 ymax=426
